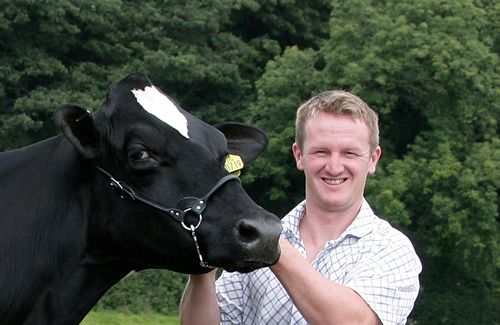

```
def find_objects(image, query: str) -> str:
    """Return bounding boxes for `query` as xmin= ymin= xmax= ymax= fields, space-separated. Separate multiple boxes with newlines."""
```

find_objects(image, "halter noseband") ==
xmin=95 ymin=165 xmax=241 ymax=268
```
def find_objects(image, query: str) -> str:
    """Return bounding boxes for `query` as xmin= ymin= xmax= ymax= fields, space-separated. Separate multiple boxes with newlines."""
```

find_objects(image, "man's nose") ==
xmin=325 ymin=153 xmax=344 ymax=173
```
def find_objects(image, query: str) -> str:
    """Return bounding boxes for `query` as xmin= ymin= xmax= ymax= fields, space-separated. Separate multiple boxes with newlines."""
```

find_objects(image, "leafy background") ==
xmin=1 ymin=0 xmax=498 ymax=323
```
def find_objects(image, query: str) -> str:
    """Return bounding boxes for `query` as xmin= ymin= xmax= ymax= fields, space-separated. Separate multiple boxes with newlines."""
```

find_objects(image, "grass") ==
xmin=81 ymin=310 xmax=179 ymax=325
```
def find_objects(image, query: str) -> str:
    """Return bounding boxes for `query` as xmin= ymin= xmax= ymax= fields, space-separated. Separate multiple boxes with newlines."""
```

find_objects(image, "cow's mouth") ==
xmin=221 ymin=246 xmax=281 ymax=273
xmin=225 ymin=261 xmax=275 ymax=274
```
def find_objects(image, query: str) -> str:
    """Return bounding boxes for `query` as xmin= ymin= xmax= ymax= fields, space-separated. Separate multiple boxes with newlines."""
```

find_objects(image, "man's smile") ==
xmin=322 ymin=177 xmax=347 ymax=185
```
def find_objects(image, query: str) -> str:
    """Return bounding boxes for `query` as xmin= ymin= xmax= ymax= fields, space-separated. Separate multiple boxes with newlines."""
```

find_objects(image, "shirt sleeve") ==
xmin=215 ymin=271 xmax=246 ymax=324
xmin=344 ymin=227 xmax=422 ymax=325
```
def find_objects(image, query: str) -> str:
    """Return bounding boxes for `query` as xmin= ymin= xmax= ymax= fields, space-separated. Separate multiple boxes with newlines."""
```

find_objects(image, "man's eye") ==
xmin=344 ymin=151 xmax=360 ymax=158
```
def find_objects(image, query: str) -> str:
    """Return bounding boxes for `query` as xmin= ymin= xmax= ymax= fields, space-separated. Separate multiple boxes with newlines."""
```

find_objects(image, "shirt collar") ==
xmin=344 ymin=199 xmax=376 ymax=238
xmin=282 ymin=201 xmax=305 ymax=240
xmin=282 ymin=199 xmax=376 ymax=241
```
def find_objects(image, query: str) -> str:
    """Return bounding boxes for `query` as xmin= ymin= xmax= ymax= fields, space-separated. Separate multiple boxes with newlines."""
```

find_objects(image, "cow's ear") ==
xmin=216 ymin=123 xmax=268 ymax=165
xmin=54 ymin=104 xmax=99 ymax=159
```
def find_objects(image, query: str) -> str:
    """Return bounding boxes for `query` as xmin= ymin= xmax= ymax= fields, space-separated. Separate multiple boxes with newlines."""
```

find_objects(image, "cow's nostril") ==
xmin=236 ymin=220 xmax=260 ymax=244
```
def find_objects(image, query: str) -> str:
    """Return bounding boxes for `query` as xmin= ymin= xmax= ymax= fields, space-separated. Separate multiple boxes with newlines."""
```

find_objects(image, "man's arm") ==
xmin=179 ymin=270 xmax=221 ymax=325
xmin=270 ymin=237 xmax=381 ymax=325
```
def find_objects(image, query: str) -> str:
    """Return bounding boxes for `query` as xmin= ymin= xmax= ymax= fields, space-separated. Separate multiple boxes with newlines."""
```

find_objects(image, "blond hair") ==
xmin=295 ymin=90 xmax=379 ymax=152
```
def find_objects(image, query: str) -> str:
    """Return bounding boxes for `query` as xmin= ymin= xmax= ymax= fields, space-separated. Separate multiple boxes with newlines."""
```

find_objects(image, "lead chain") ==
xmin=189 ymin=225 xmax=214 ymax=269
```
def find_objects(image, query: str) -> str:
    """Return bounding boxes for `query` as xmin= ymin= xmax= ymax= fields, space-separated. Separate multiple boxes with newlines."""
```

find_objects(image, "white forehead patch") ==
xmin=131 ymin=86 xmax=189 ymax=139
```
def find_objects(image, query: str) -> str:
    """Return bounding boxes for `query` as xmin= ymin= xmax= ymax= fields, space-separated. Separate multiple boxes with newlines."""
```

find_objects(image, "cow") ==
xmin=0 ymin=73 xmax=282 ymax=324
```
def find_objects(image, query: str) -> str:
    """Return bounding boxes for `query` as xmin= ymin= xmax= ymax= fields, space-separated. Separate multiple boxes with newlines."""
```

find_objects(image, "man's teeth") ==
xmin=324 ymin=178 xmax=345 ymax=185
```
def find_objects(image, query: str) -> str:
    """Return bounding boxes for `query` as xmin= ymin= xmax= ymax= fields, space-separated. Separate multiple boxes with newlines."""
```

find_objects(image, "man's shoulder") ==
xmin=360 ymin=200 xmax=414 ymax=243
xmin=371 ymin=216 xmax=415 ymax=246
xmin=356 ymin=215 xmax=421 ymax=272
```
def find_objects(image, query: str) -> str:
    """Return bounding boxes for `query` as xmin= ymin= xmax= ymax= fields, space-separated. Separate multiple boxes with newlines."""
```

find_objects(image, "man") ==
xmin=180 ymin=90 xmax=422 ymax=325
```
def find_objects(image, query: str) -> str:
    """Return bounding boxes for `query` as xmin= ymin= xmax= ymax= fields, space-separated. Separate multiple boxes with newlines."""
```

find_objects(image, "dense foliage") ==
xmin=94 ymin=270 xmax=187 ymax=315
xmin=1 ymin=0 xmax=498 ymax=323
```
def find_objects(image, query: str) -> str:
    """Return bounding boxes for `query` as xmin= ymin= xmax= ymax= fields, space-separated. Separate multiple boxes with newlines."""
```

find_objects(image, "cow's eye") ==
xmin=127 ymin=145 xmax=159 ymax=171
xmin=131 ymin=150 xmax=150 ymax=161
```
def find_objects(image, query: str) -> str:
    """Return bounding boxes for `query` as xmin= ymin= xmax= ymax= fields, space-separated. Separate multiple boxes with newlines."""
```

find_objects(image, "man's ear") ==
xmin=215 ymin=122 xmax=268 ymax=165
xmin=54 ymin=104 xmax=99 ymax=159
xmin=368 ymin=146 xmax=382 ymax=174
xmin=292 ymin=142 xmax=304 ymax=171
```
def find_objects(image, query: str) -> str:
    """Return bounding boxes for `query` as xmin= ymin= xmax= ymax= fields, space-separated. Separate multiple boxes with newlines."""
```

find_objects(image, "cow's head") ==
xmin=54 ymin=73 xmax=281 ymax=274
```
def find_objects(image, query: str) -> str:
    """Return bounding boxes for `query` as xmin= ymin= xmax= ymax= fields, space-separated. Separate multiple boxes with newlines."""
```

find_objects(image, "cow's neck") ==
xmin=12 ymin=136 xmax=134 ymax=324
xmin=25 ymin=261 xmax=133 ymax=324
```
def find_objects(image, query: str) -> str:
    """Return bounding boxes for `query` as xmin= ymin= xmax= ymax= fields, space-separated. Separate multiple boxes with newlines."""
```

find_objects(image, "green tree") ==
xmin=0 ymin=0 xmax=132 ymax=150
xmin=0 ymin=0 xmax=332 ymax=150
xmin=95 ymin=270 xmax=188 ymax=315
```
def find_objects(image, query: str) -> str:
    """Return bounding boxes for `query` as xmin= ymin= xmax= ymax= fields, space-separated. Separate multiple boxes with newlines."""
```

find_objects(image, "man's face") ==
xmin=292 ymin=112 xmax=381 ymax=214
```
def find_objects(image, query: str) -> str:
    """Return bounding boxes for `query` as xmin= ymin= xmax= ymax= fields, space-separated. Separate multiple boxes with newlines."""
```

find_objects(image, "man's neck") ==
xmin=299 ymin=200 xmax=362 ymax=262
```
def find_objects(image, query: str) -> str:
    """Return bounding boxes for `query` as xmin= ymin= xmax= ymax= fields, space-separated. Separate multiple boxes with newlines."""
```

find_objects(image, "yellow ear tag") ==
xmin=224 ymin=154 xmax=244 ymax=176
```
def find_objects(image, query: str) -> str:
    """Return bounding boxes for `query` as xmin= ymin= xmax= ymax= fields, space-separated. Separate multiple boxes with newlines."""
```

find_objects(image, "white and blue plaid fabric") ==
xmin=216 ymin=199 xmax=422 ymax=325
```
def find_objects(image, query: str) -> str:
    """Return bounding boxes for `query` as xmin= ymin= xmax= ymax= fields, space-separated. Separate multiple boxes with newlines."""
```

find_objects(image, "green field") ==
xmin=81 ymin=310 xmax=179 ymax=325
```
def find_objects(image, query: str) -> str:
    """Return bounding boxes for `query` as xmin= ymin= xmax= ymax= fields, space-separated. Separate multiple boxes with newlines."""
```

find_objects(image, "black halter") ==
xmin=95 ymin=165 xmax=241 ymax=268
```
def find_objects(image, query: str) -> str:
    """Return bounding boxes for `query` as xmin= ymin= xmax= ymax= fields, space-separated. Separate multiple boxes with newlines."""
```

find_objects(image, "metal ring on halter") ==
xmin=181 ymin=209 xmax=203 ymax=231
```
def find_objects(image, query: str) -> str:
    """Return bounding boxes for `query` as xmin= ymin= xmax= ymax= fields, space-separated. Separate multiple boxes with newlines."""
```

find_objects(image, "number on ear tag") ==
xmin=224 ymin=154 xmax=244 ymax=176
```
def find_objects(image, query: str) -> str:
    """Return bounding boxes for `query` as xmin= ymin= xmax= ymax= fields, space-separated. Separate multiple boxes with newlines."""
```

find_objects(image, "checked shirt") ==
xmin=216 ymin=199 xmax=422 ymax=325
